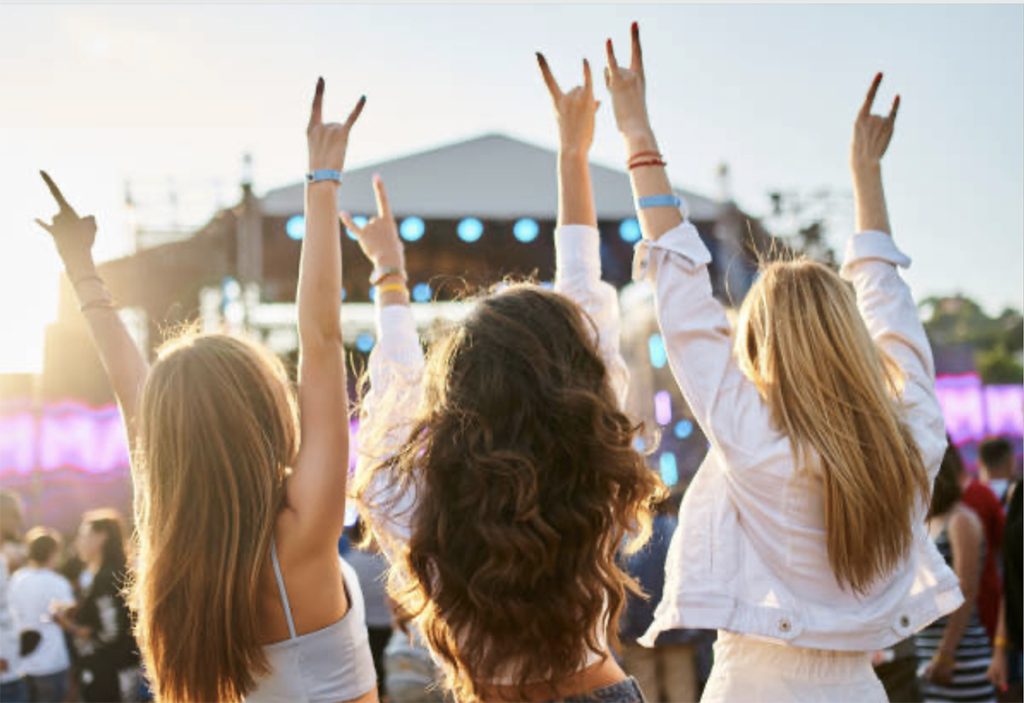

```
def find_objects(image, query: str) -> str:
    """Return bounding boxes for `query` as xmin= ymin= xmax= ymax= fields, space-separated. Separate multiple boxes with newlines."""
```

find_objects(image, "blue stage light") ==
xmin=674 ymin=419 xmax=693 ymax=440
xmin=619 ymin=218 xmax=641 ymax=243
xmin=412 ymin=282 xmax=432 ymax=302
xmin=400 ymin=216 xmax=425 ymax=242
xmin=648 ymin=333 xmax=667 ymax=369
xmin=660 ymin=452 xmax=679 ymax=486
xmin=286 ymin=215 xmax=305 ymax=240
xmin=355 ymin=332 xmax=375 ymax=353
xmin=513 ymin=218 xmax=539 ymax=243
xmin=457 ymin=217 xmax=484 ymax=243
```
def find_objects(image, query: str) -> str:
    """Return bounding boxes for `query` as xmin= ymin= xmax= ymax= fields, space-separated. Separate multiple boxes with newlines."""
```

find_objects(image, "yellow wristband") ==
xmin=994 ymin=637 xmax=1011 ymax=650
xmin=376 ymin=282 xmax=407 ymax=296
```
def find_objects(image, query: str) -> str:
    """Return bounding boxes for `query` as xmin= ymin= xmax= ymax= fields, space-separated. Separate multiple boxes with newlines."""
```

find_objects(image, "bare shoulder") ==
xmin=949 ymin=504 xmax=983 ymax=541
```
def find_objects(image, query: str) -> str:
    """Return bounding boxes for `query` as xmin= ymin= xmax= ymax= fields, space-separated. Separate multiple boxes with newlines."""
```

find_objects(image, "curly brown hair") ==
xmin=356 ymin=283 xmax=663 ymax=701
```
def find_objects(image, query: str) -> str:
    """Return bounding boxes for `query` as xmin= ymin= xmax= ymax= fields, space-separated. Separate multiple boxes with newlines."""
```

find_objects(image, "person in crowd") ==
xmin=344 ymin=520 xmax=393 ymax=697
xmin=608 ymin=24 xmax=959 ymax=701
xmin=353 ymin=51 xmax=663 ymax=702
xmin=915 ymin=445 xmax=996 ymax=702
xmin=979 ymin=437 xmax=1016 ymax=505
xmin=619 ymin=488 xmax=712 ymax=703
xmin=0 ymin=491 xmax=27 ymax=573
xmin=872 ymin=637 xmax=923 ymax=703
xmin=33 ymin=77 xmax=376 ymax=702
xmin=52 ymin=510 xmax=139 ymax=702
xmin=8 ymin=527 xmax=74 ymax=702
xmin=988 ymin=479 xmax=1022 ymax=700
xmin=955 ymin=437 xmax=1006 ymax=642
xmin=1 ymin=525 xmax=27 ymax=703
xmin=384 ymin=606 xmax=447 ymax=703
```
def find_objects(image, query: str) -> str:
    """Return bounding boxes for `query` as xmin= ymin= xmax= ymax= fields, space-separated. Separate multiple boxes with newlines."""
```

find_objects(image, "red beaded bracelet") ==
xmin=628 ymin=159 xmax=667 ymax=170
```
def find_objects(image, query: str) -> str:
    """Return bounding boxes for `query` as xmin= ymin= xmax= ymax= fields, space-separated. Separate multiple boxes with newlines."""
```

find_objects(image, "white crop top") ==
xmin=245 ymin=544 xmax=377 ymax=702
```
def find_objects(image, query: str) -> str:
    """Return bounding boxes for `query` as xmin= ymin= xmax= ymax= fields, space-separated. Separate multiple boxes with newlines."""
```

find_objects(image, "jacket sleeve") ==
xmin=355 ymin=304 xmax=425 ymax=562
xmin=554 ymin=225 xmax=630 ymax=408
xmin=840 ymin=230 xmax=948 ymax=476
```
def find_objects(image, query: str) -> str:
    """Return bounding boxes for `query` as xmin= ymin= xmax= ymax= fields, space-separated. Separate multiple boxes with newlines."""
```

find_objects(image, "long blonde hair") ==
xmin=131 ymin=332 xmax=298 ymax=702
xmin=734 ymin=259 xmax=930 ymax=594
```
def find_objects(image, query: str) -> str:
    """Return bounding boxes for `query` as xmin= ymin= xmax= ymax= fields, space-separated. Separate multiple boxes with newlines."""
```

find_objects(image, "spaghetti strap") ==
xmin=270 ymin=539 xmax=297 ymax=639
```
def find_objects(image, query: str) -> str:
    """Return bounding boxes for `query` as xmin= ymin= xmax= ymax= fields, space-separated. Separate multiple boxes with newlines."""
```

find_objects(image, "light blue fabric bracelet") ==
xmin=306 ymin=169 xmax=342 ymax=184
xmin=636 ymin=194 xmax=683 ymax=210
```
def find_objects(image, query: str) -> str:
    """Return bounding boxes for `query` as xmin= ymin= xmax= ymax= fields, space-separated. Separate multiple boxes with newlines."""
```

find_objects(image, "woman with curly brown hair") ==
xmin=350 ymin=54 xmax=663 ymax=703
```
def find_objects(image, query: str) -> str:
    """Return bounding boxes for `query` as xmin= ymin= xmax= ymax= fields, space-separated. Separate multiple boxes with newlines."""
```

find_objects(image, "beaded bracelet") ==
xmin=628 ymin=150 xmax=663 ymax=164
xmin=376 ymin=282 xmax=407 ymax=296
xmin=80 ymin=298 xmax=116 ymax=313
xmin=628 ymin=159 xmax=667 ymax=170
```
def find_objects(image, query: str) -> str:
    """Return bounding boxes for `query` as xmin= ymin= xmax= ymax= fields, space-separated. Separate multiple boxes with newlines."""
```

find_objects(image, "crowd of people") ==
xmin=0 ymin=495 xmax=140 ymax=702
xmin=0 ymin=20 xmax=1021 ymax=703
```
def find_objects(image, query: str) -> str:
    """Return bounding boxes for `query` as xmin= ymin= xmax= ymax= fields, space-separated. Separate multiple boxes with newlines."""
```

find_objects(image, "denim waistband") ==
xmin=555 ymin=676 xmax=646 ymax=703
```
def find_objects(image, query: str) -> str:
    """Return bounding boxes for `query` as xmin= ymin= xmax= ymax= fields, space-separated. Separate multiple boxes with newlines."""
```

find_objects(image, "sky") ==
xmin=1 ymin=3 xmax=1022 ymax=373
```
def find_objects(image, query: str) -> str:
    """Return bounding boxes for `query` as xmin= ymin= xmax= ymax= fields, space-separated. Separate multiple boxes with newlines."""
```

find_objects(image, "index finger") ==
xmin=859 ymin=72 xmax=882 ymax=117
xmin=308 ymin=76 xmax=324 ymax=130
xmin=582 ymin=58 xmax=593 ymax=94
xmin=536 ymin=53 xmax=562 ymax=100
xmin=372 ymin=174 xmax=392 ymax=221
xmin=630 ymin=21 xmax=643 ymax=73
xmin=39 ymin=171 xmax=74 ymax=214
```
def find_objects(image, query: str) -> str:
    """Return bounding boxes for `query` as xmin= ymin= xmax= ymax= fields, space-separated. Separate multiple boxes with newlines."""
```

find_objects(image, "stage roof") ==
xmin=260 ymin=133 xmax=722 ymax=221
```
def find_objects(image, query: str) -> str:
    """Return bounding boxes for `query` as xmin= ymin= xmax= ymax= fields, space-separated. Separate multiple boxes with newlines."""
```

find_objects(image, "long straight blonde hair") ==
xmin=131 ymin=332 xmax=298 ymax=701
xmin=734 ymin=259 xmax=930 ymax=594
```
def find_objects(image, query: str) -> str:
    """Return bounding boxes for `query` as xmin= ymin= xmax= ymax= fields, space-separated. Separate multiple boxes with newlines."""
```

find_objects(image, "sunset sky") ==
xmin=1 ymin=3 xmax=1021 ymax=373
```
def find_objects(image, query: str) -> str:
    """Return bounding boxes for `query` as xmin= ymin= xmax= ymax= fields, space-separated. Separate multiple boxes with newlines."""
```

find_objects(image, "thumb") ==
xmin=34 ymin=218 xmax=54 ymax=235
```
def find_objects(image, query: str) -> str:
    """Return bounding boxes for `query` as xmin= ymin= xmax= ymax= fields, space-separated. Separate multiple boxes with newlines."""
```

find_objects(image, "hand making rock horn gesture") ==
xmin=535 ymin=51 xmax=600 ymax=157
xmin=851 ymin=72 xmax=900 ymax=172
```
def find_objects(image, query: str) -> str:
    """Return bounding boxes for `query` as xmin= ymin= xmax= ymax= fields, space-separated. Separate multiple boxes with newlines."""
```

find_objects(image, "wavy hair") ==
xmin=131 ymin=332 xmax=297 ymax=702
xmin=356 ymin=283 xmax=663 ymax=701
xmin=735 ymin=258 xmax=931 ymax=594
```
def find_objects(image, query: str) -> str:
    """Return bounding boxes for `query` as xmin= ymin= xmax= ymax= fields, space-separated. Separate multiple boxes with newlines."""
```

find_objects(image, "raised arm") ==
xmin=344 ymin=177 xmax=424 ymax=556
xmin=34 ymin=172 xmax=149 ymax=446
xmin=604 ymin=24 xmax=771 ymax=463
xmin=605 ymin=23 xmax=682 ymax=241
xmin=841 ymin=75 xmax=947 ymax=473
xmin=537 ymin=52 xmax=629 ymax=405
xmin=287 ymin=78 xmax=365 ymax=547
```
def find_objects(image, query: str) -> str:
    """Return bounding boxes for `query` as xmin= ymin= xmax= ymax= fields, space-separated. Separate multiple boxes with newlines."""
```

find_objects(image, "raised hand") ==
xmin=851 ymin=73 xmax=900 ymax=172
xmin=341 ymin=175 xmax=405 ymax=274
xmin=604 ymin=22 xmax=651 ymax=139
xmin=35 ymin=171 xmax=97 ymax=276
xmin=307 ymin=77 xmax=366 ymax=172
xmin=536 ymin=53 xmax=599 ymax=156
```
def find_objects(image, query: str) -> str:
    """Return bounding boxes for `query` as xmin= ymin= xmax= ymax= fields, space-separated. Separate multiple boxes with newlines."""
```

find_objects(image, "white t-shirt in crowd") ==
xmin=8 ymin=566 xmax=74 ymax=676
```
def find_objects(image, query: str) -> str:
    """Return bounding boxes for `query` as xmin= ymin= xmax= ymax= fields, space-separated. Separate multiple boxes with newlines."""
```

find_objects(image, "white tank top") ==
xmin=245 ymin=544 xmax=377 ymax=702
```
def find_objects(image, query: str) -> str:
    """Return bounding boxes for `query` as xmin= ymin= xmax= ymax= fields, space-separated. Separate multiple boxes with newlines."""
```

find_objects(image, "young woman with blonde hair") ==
xmin=604 ymin=23 xmax=962 ymax=701
xmin=350 ymin=54 xmax=663 ymax=703
xmin=33 ymin=78 xmax=378 ymax=702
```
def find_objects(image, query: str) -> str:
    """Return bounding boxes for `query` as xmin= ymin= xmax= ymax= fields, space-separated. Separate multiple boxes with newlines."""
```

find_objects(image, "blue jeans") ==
xmin=27 ymin=669 xmax=70 ymax=703
xmin=557 ymin=677 xmax=647 ymax=703
xmin=0 ymin=677 xmax=30 ymax=703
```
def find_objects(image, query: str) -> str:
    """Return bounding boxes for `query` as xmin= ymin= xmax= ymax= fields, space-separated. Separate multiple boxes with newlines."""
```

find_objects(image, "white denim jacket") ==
xmin=633 ymin=223 xmax=962 ymax=652
xmin=357 ymin=224 xmax=625 ymax=682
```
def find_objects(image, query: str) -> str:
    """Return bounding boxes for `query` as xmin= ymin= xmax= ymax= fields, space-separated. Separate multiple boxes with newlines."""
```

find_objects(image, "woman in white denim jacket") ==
xmin=604 ymin=23 xmax=962 ymax=701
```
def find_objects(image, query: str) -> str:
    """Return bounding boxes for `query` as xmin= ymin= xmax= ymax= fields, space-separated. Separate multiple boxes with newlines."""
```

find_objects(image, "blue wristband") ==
xmin=306 ymin=169 xmax=342 ymax=184
xmin=637 ymin=194 xmax=684 ymax=210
